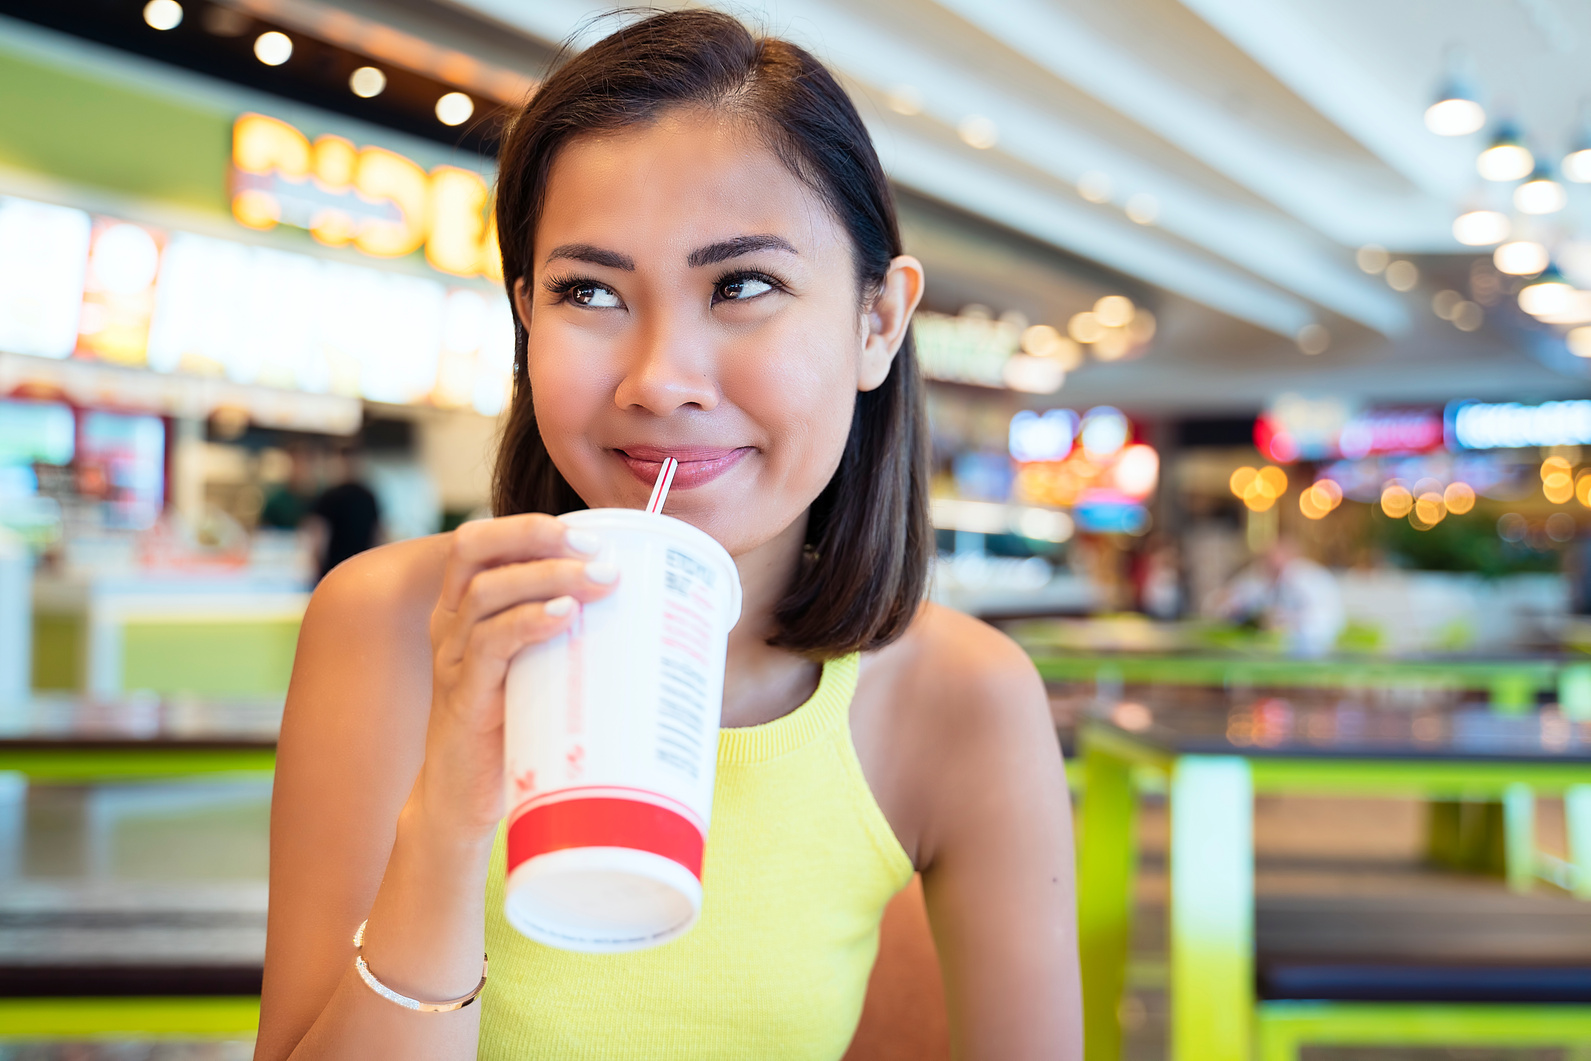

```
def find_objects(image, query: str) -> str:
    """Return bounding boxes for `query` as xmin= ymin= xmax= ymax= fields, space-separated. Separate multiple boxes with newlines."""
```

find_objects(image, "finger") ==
xmin=456 ymin=557 xmax=619 ymax=627
xmin=439 ymin=514 xmax=598 ymax=611
xmin=459 ymin=597 xmax=581 ymax=695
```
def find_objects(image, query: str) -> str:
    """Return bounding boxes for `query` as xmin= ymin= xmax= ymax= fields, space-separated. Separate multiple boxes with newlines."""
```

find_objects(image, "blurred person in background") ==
xmin=1207 ymin=537 xmax=1345 ymax=656
xmin=1134 ymin=536 xmax=1183 ymax=620
xmin=259 ymin=443 xmax=315 ymax=532
xmin=305 ymin=445 xmax=381 ymax=582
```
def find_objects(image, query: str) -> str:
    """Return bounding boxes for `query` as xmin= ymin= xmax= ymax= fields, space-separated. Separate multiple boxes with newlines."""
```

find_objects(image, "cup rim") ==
xmin=559 ymin=508 xmax=742 ymax=624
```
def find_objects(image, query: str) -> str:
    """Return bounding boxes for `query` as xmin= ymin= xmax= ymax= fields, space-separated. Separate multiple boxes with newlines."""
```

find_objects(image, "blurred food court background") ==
xmin=3 ymin=0 xmax=1591 ymax=1058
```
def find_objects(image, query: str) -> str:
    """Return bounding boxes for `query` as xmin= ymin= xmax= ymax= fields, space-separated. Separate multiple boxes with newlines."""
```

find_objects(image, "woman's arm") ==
xmin=255 ymin=517 xmax=618 ymax=1060
xmin=904 ymin=613 xmax=1083 ymax=1059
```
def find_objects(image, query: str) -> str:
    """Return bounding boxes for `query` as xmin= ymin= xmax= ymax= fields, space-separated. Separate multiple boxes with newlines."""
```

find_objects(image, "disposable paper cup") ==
xmin=502 ymin=508 xmax=741 ymax=952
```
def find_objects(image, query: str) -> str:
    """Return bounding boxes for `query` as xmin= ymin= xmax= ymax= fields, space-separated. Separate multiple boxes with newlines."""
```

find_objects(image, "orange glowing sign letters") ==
xmin=229 ymin=113 xmax=501 ymax=280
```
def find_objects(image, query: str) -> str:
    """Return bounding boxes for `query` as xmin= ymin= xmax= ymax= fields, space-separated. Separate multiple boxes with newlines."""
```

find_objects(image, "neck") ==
xmin=720 ymin=512 xmax=822 ymax=728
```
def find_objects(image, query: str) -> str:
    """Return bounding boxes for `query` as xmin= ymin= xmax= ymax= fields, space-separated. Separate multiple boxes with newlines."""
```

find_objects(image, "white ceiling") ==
xmin=424 ymin=0 xmax=1591 ymax=409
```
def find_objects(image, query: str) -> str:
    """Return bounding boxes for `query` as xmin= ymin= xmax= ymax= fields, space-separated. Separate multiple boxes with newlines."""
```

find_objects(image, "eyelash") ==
xmin=541 ymin=269 xmax=788 ymax=307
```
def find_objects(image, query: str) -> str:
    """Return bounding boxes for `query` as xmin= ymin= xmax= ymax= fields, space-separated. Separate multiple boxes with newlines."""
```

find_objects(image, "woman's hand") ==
xmin=416 ymin=514 xmax=619 ymax=838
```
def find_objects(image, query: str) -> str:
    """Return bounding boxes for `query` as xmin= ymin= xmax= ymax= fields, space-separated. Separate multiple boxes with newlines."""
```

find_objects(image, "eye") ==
xmin=715 ymin=274 xmax=775 ymax=303
xmin=569 ymin=282 xmax=621 ymax=308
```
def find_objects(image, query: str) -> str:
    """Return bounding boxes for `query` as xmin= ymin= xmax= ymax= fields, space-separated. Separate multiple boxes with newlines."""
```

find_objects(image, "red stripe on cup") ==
xmin=507 ymin=797 xmax=705 ymax=879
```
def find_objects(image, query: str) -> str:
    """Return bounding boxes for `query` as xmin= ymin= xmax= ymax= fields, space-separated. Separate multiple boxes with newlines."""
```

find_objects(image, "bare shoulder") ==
xmin=277 ymin=533 xmax=453 ymax=768
xmin=871 ymin=602 xmax=1047 ymax=734
xmin=302 ymin=533 xmax=451 ymax=634
xmin=853 ymin=604 xmax=1056 ymax=868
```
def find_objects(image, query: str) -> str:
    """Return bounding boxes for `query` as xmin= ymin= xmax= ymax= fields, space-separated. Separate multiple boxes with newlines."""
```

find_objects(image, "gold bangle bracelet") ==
xmin=352 ymin=919 xmax=488 ymax=1013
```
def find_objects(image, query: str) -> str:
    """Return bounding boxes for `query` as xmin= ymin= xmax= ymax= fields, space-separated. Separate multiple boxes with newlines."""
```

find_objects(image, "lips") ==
xmin=615 ymin=445 xmax=753 ymax=490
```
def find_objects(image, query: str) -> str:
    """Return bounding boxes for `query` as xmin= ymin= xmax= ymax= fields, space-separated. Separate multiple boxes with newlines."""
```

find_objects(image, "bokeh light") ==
xmin=1515 ymin=173 xmax=1567 ymax=215
xmin=1384 ymin=260 xmax=1419 ymax=291
xmin=1452 ymin=210 xmax=1509 ymax=246
xmin=1477 ymin=139 xmax=1534 ymax=182
xmin=253 ymin=31 xmax=292 ymax=66
xmin=1067 ymin=311 xmax=1105 ymax=344
xmin=143 ymin=0 xmax=182 ymax=30
xmin=1094 ymin=295 xmax=1134 ymax=328
xmin=435 ymin=92 xmax=474 ymax=126
xmin=1543 ymin=456 xmax=1575 ymax=503
xmin=1232 ymin=465 xmax=1287 ymax=511
xmin=1425 ymin=97 xmax=1485 ymax=137
xmin=1494 ymin=241 xmax=1549 ymax=276
xmin=1444 ymin=481 xmax=1476 ymax=514
xmin=1381 ymin=481 xmax=1414 ymax=519
xmin=349 ymin=67 xmax=387 ymax=98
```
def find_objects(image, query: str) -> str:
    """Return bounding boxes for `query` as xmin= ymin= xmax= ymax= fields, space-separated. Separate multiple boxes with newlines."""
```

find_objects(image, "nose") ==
xmin=612 ymin=313 xmax=719 ymax=416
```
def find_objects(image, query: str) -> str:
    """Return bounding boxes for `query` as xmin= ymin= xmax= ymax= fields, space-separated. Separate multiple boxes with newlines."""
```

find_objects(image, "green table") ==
xmin=1035 ymin=653 xmax=1580 ymax=714
xmin=0 ymin=695 xmax=277 ymax=1039
xmin=1077 ymin=706 xmax=1591 ymax=1061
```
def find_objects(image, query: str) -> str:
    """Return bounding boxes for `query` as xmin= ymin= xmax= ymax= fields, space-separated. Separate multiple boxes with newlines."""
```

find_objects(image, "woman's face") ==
xmin=518 ymin=110 xmax=919 ymax=558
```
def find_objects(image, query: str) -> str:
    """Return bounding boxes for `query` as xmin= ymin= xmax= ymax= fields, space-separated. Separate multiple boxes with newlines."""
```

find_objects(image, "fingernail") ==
xmin=545 ymin=595 xmax=576 ymax=617
xmin=565 ymin=530 xmax=600 ymax=555
xmin=584 ymin=561 xmax=620 ymax=585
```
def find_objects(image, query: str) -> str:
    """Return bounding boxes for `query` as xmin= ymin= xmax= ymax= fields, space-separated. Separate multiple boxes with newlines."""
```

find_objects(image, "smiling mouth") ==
xmin=614 ymin=446 xmax=754 ymax=490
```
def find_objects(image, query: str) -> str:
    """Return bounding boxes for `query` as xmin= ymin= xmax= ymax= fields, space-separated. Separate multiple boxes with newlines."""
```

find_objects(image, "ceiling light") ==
xmin=142 ymin=0 xmax=182 ymax=30
xmin=1515 ymin=167 xmax=1567 ymax=214
xmin=1068 ymin=311 xmax=1105 ymax=344
xmin=1566 ymin=148 xmax=1591 ymax=183
xmin=1002 ymin=354 xmax=1065 ymax=394
xmin=1452 ymin=301 xmax=1484 ymax=331
xmin=1432 ymin=289 xmax=1463 ymax=319
xmin=1533 ymin=291 xmax=1591 ymax=325
xmin=1092 ymin=330 xmax=1132 ymax=361
xmin=1125 ymin=193 xmax=1159 ymax=225
xmin=1296 ymin=323 xmax=1330 ymax=354
xmin=436 ymin=92 xmax=474 ymax=126
xmin=1570 ymin=326 xmax=1591 ymax=358
xmin=1077 ymin=171 xmax=1112 ymax=203
xmin=1519 ymin=267 xmax=1574 ymax=317
xmin=1356 ymin=244 xmax=1389 ymax=273
xmin=1424 ymin=82 xmax=1485 ymax=136
xmin=1494 ymin=240 xmax=1549 ymax=276
xmin=1021 ymin=325 xmax=1083 ymax=370
xmin=1093 ymin=295 xmax=1134 ymax=328
xmin=1476 ymin=124 xmax=1535 ymax=182
xmin=253 ymin=30 xmax=292 ymax=66
xmin=958 ymin=115 xmax=998 ymax=150
xmin=1385 ymin=260 xmax=1419 ymax=291
xmin=349 ymin=66 xmax=386 ymax=98
xmin=885 ymin=85 xmax=922 ymax=116
xmin=1452 ymin=209 xmax=1509 ymax=246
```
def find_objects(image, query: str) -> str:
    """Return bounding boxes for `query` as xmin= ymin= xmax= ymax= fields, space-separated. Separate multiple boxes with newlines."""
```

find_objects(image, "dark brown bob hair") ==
xmin=491 ymin=9 xmax=931 ymax=659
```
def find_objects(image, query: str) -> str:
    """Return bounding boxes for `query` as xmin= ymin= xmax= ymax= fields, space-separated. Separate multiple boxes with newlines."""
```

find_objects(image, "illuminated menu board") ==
xmin=0 ymin=193 xmax=514 ymax=418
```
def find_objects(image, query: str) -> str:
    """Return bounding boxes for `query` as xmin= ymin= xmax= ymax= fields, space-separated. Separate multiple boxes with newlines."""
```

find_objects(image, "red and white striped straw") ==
xmin=645 ymin=457 xmax=679 ymax=514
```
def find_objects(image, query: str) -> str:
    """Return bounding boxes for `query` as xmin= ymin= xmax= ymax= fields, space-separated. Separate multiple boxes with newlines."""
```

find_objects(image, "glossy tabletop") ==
xmin=0 ymin=696 xmax=280 ymax=782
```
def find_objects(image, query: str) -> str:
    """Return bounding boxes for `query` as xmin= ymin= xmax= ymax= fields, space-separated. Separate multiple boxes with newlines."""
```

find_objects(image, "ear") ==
xmin=858 ymin=255 xmax=925 ymax=392
xmin=512 ymin=277 xmax=534 ymax=332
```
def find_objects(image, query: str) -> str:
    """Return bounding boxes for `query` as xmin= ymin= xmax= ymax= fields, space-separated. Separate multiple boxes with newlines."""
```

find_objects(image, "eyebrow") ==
xmin=543 ymin=243 xmax=635 ymax=270
xmin=687 ymin=234 xmax=798 ymax=268
xmin=542 ymin=234 xmax=798 ymax=272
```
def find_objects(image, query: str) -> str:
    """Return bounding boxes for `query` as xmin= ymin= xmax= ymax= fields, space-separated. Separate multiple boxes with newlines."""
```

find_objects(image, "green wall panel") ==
xmin=0 ymin=48 xmax=229 ymax=214
xmin=122 ymin=620 xmax=300 ymax=697
xmin=31 ymin=613 xmax=81 ymax=691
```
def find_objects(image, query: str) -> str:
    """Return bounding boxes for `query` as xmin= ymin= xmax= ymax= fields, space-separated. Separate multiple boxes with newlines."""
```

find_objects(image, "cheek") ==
xmin=725 ymin=316 xmax=859 ymax=484
xmin=526 ymin=322 xmax=612 ymax=469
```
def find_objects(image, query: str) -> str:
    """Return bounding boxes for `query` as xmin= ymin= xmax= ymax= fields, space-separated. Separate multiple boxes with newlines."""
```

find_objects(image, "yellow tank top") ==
xmin=479 ymin=652 xmax=914 ymax=1060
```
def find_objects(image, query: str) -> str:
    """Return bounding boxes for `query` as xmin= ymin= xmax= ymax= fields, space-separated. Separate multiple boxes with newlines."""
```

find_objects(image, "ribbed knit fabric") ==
xmin=479 ymin=652 xmax=914 ymax=1060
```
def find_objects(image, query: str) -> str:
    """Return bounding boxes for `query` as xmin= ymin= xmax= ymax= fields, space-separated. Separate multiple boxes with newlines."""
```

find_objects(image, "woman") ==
xmin=256 ymin=11 xmax=1081 ymax=1059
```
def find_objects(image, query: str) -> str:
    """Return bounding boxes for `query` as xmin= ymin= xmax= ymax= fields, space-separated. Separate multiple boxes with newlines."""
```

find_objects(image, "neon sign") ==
xmin=1447 ymin=400 xmax=1591 ymax=450
xmin=229 ymin=114 xmax=501 ymax=280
